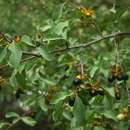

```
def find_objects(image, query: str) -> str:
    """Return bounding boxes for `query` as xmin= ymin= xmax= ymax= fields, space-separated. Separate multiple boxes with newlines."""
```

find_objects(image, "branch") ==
xmin=0 ymin=56 xmax=37 ymax=69
xmin=51 ymin=32 xmax=130 ymax=53
xmin=21 ymin=32 xmax=130 ymax=55
xmin=0 ymin=32 xmax=130 ymax=70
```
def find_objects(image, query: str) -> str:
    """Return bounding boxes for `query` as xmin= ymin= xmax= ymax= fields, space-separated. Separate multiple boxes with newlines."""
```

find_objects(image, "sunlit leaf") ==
xmin=5 ymin=112 xmax=19 ymax=118
xmin=21 ymin=117 xmax=36 ymax=126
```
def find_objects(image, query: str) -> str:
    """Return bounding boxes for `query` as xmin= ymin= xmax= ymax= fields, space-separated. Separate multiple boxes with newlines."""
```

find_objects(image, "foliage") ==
xmin=0 ymin=0 xmax=130 ymax=130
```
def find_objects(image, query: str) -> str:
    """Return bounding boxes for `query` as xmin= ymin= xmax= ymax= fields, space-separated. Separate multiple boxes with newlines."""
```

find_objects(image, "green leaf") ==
xmin=21 ymin=35 xmax=34 ymax=46
xmin=52 ymin=101 xmax=63 ymax=121
xmin=0 ymin=122 xmax=9 ymax=129
xmin=104 ymin=87 xmax=115 ymax=97
xmin=63 ymin=109 xmax=72 ymax=121
xmin=73 ymin=96 xmax=85 ymax=124
xmin=85 ymin=109 xmax=96 ymax=121
xmin=9 ymin=71 xmax=18 ymax=88
xmin=5 ymin=112 xmax=19 ymax=118
xmin=102 ymin=110 xmax=117 ymax=121
xmin=94 ymin=127 xmax=106 ymax=130
xmin=21 ymin=117 xmax=36 ymax=126
xmin=38 ymin=98 xmax=48 ymax=112
xmin=52 ymin=21 xmax=69 ymax=39
xmin=90 ymin=66 xmax=98 ymax=78
xmin=58 ymin=2 xmax=66 ymax=19
xmin=44 ymin=79 xmax=57 ymax=86
xmin=8 ymin=43 xmax=22 ymax=68
xmin=43 ymin=37 xmax=64 ymax=42
xmin=69 ymin=126 xmax=84 ymax=130
xmin=37 ymin=46 xmax=52 ymax=61
xmin=89 ymin=96 xmax=104 ymax=105
xmin=0 ymin=48 xmax=7 ymax=63
xmin=51 ymin=91 xmax=72 ymax=104
xmin=40 ymin=25 xmax=51 ymax=32
xmin=53 ymin=21 xmax=69 ymax=35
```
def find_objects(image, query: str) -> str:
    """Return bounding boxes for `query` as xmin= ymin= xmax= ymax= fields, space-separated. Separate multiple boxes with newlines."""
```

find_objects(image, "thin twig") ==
xmin=80 ymin=49 xmax=84 ymax=77
xmin=23 ymin=51 xmax=40 ymax=57
xmin=21 ymin=56 xmax=37 ymax=62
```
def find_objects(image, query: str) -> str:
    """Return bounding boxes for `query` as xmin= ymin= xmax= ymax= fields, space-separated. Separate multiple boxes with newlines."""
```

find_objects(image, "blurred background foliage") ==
xmin=0 ymin=0 xmax=130 ymax=35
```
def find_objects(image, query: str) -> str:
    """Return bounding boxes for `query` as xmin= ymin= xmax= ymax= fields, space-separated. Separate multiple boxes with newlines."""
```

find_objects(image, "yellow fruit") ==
xmin=76 ymin=74 xmax=82 ymax=80
xmin=116 ymin=113 xmax=125 ymax=120
xmin=76 ymin=74 xmax=85 ymax=80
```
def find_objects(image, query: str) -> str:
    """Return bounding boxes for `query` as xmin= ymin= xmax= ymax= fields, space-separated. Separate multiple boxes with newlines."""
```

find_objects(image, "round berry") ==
xmin=117 ymin=75 xmax=123 ymax=81
xmin=61 ymin=75 xmax=69 ymax=80
xmin=73 ymin=78 xmax=82 ymax=86
xmin=64 ymin=66 xmax=69 ymax=71
xmin=15 ymin=92 xmax=20 ymax=99
xmin=122 ymin=74 xmax=129 ymax=81
xmin=68 ymin=97 xmax=75 ymax=106
xmin=15 ymin=88 xmax=24 ymax=99
xmin=115 ymin=93 xmax=121 ymax=100
xmin=117 ymin=74 xmax=129 ymax=81
xmin=89 ymin=90 xmax=98 ymax=97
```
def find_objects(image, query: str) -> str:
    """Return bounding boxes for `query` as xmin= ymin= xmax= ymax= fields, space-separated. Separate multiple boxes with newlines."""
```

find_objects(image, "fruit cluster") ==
xmin=108 ymin=65 xmax=129 ymax=83
xmin=108 ymin=65 xmax=129 ymax=100
xmin=68 ymin=74 xmax=104 ymax=106
xmin=85 ymin=82 xmax=104 ymax=96
xmin=73 ymin=74 xmax=83 ymax=86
